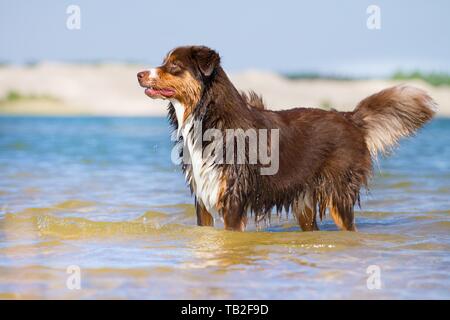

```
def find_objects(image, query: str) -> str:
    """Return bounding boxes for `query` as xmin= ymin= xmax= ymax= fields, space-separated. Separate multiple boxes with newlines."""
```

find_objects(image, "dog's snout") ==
xmin=137 ymin=70 xmax=149 ymax=81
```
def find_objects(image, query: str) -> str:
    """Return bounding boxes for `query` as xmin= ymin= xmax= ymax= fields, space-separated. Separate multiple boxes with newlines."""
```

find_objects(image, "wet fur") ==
xmin=142 ymin=46 xmax=437 ymax=231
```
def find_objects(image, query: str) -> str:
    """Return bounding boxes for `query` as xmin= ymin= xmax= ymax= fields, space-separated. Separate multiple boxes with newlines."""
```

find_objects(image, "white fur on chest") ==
xmin=171 ymin=100 xmax=221 ymax=214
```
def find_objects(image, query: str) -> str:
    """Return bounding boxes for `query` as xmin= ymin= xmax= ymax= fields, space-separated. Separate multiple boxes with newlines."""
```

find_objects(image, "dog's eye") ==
xmin=168 ymin=63 xmax=182 ymax=74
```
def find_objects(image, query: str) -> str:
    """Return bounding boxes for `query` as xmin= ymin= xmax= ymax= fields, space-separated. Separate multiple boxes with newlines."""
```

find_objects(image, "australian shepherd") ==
xmin=137 ymin=45 xmax=436 ymax=231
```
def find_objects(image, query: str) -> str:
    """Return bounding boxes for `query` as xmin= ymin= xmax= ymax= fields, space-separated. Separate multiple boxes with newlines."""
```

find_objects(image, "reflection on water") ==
xmin=0 ymin=117 xmax=449 ymax=299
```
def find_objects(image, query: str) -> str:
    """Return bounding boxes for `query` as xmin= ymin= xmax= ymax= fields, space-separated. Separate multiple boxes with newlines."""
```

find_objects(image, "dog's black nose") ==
xmin=137 ymin=71 xmax=149 ymax=80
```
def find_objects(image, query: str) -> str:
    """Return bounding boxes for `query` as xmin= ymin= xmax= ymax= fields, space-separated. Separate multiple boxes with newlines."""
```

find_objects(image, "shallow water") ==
xmin=0 ymin=116 xmax=449 ymax=299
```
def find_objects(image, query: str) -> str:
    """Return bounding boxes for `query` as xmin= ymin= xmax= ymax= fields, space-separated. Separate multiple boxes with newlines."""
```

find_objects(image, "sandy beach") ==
xmin=0 ymin=63 xmax=449 ymax=117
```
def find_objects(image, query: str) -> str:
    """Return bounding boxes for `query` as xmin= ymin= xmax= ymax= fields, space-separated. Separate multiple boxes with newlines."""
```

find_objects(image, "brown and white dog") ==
xmin=137 ymin=45 xmax=436 ymax=231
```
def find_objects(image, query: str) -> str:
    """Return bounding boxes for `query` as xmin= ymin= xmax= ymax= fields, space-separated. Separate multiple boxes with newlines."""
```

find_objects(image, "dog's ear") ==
xmin=191 ymin=46 xmax=220 ymax=77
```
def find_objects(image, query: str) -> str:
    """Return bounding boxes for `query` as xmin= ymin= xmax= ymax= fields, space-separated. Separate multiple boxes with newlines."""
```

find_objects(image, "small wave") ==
xmin=388 ymin=181 xmax=414 ymax=189
xmin=54 ymin=200 xmax=97 ymax=209
xmin=2 ymin=212 xmax=192 ymax=239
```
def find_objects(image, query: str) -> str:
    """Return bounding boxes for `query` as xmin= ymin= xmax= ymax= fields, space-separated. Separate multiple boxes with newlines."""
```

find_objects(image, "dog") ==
xmin=137 ymin=45 xmax=436 ymax=231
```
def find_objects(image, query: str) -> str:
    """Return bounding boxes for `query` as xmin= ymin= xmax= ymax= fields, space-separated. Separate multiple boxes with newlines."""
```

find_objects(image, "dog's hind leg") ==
xmin=195 ymin=200 xmax=214 ymax=227
xmin=293 ymin=194 xmax=319 ymax=231
xmin=296 ymin=206 xmax=319 ymax=231
xmin=329 ymin=205 xmax=356 ymax=231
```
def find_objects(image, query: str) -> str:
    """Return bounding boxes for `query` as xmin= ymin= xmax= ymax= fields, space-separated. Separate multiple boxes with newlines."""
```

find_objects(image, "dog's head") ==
xmin=137 ymin=46 xmax=220 ymax=108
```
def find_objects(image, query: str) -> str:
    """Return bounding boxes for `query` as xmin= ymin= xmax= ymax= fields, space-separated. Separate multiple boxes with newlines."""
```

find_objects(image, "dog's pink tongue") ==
xmin=160 ymin=88 xmax=175 ymax=96
xmin=145 ymin=88 xmax=175 ymax=97
xmin=145 ymin=88 xmax=159 ymax=96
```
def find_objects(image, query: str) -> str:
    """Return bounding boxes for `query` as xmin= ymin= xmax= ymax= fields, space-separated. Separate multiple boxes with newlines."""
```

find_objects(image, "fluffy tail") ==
xmin=352 ymin=85 xmax=437 ymax=158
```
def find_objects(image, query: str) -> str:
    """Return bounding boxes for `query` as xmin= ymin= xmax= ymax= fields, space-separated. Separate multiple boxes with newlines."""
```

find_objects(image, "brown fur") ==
xmin=138 ymin=46 xmax=437 ymax=232
xmin=352 ymin=85 xmax=437 ymax=158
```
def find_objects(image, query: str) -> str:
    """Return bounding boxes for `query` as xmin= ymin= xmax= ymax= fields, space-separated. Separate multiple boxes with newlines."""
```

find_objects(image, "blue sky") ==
xmin=1 ymin=0 xmax=449 ymax=76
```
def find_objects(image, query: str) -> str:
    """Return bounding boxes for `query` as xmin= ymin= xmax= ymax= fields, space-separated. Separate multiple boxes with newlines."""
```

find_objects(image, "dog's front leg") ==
xmin=195 ymin=200 xmax=214 ymax=227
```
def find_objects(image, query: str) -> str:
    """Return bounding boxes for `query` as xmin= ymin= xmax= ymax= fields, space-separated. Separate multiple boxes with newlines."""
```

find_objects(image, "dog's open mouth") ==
xmin=144 ymin=86 xmax=176 ymax=98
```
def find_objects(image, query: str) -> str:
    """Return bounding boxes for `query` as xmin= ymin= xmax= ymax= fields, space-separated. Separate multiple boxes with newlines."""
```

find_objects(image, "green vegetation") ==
xmin=319 ymin=100 xmax=332 ymax=110
xmin=5 ymin=91 xmax=24 ymax=102
xmin=0 ymin=90 xmax=59 ymax=105
xmin=282 ymin=72 xmax=353 ymax=81
xmin=283 ymin=70 xmax=450 ymax=87
xmin=391 ymin=71 xmax=450 ymax=87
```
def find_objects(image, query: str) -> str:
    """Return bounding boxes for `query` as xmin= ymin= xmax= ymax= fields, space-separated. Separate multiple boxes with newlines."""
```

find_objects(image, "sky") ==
xmin=1 ymin=0 xmax=449 ymax=76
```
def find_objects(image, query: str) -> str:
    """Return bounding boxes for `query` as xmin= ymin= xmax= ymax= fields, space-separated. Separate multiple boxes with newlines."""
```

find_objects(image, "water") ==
xmin=0 ymin=116 xmax=449 ymax=299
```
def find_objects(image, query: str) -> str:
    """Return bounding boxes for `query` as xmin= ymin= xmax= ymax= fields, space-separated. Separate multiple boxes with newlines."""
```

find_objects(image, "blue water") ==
xmin=0 ymin=116 xmax=449 ymax=299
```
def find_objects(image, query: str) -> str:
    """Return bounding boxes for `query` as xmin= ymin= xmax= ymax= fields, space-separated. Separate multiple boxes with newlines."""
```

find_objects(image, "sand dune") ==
xmin=1 ymin=63 xmax=449 ymax=116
